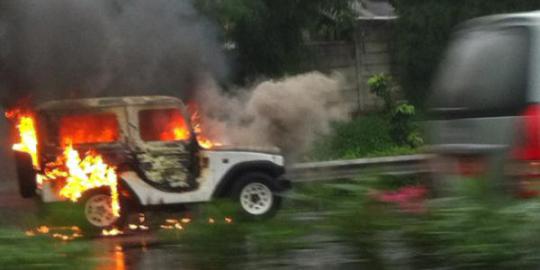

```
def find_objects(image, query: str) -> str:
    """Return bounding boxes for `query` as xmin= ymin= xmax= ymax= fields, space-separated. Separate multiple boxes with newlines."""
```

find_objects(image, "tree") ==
xmin=195 ymin=0 xmax=356 ymax=82
xmin=390 ymin=0 xmax=540 ymax=106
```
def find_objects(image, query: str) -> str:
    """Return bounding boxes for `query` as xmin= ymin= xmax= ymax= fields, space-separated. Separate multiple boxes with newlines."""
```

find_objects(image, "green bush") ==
xmin=366 ymin=73 xmax=423 ymax=148
xmin=390 ymin=103 xmax=423 ymax=147
xmin=368 ymin=73 xmax=394 ymax=112
xmin=308 ymin=114 xmax=417 ymax=160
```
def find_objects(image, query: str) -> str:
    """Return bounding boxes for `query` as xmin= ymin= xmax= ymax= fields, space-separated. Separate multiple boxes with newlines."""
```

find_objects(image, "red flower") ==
xmin=374 ymin=185 xmax=428 ymax=214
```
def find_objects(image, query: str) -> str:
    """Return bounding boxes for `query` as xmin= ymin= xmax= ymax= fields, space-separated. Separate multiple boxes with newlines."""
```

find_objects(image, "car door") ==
xmin=128 ymin=106 xmax=199 ymax=191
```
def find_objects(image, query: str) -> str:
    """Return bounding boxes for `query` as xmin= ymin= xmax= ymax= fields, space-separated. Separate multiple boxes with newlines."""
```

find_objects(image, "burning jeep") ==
xmin=8 ymin=96 xmax=290 ymax=229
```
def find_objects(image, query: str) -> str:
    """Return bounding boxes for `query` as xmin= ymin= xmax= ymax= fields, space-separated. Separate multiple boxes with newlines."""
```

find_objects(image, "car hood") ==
xmin=207 ymin=145 xmax=281 ymax=155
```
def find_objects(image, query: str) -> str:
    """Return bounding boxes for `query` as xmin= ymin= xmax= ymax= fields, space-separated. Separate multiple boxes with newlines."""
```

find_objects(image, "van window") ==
xmin=430 ymin=27 xmax=529 ymax=118
xmin=59 ymin=113 xmax=119 ymax=145
xmin=139 ymin=109 xmax=191 ymax=142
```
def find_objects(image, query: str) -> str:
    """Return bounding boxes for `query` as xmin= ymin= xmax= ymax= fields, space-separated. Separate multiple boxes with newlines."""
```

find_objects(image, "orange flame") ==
xmin=6 ymin=109 xmax=120 ymax=217
xmin=7 ymin=102 xmax=219 ymax=220
xmin=5 ymin=110 xmax=39 ymax=167
xmin=26 ymin=225 xmax=83 ymax=241
xmin=45 ymin=143 xmax=120 ymax=217
xmin=158 ymin=109 xmax=190 ymax=141
xmin=102 ymin=227 xmax=123 ymax=236
xmin=188 ymin=104 xmax=222 ymax=149
xmin=144 ymin=104 xmax=222 ymax=148
xmin=59 ymin=113 xmax=119 ymax=145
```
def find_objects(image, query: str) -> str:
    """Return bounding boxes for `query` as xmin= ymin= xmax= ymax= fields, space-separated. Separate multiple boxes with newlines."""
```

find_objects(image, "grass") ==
xmin=0 ymin=202 xmax=107 ymax=270
xmin=0 ymin=225 xmax=96 ymax=270
xmin=306 ymin=114 xmax=418 ymax=161
xmin=0 ymin=230 xmax=90 ymax=269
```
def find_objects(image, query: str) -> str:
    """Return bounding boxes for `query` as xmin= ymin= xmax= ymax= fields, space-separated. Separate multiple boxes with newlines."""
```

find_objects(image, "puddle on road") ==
xmin=92 ymin=212 xmax=365 ymax=270
xmin=95 ymin=233 xmax=362 ymax=270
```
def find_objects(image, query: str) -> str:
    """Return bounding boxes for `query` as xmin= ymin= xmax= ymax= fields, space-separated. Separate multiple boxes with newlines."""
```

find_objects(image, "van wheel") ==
xmin=80 ymin=188 xmax=127 ymax=230
xmin=232 ymin=173 xmax=281 ymax=219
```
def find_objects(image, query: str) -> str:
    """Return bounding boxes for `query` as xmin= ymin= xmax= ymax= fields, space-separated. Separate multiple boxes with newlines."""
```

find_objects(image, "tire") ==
xmin=231 ymin=172 xmax=282 ymax=220
xmin=79 ymin=187 xmax=128 ymax=231
xmin=14 ymin=151 xmax=36 ymax=198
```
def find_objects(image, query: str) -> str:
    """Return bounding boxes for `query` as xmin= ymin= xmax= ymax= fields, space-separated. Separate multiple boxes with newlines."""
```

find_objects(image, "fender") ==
xmin=212 ymin=160 xmax=285 ymax=198
xmin=117 ymin=177 xmax=143 ymax=209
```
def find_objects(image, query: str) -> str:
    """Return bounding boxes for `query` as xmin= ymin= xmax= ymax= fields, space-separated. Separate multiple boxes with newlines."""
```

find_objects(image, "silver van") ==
xmin=426 ymin=12 xmax=540 ymax=196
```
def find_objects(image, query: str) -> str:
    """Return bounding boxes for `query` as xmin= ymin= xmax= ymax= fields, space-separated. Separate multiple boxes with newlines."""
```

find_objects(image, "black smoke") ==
xmin=0 ymin=0 xmax=227 ymax=108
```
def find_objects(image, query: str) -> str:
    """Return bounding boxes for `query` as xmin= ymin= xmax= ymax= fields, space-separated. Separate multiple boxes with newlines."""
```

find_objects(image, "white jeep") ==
xmin=13 ymin=96 xmax=290 ymax=229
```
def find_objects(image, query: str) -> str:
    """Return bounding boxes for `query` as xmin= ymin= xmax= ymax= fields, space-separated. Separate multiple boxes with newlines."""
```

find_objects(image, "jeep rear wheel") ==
xmin=81 ymin=188 xmax=126 ymax=230
xmin=14 ymin=151 xmax=37 ymax=198
xmin=232 ymin=173 xmax=281 ymax=219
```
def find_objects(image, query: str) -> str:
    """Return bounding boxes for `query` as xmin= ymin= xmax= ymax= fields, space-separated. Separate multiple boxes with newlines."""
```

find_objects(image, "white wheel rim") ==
xmin=240 ymin=182 xmax=273 ymax=215
xmin=85 ymin=194 xmax=118 ymax=227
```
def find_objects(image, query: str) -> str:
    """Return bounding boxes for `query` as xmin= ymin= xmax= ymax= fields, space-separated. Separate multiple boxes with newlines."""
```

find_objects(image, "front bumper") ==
xmin=276 ymin=175 xmax=292 ymax=191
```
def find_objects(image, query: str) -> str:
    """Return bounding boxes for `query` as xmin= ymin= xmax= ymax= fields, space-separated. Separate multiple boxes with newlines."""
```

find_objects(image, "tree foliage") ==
xmin=391 ymin=0 xmax=540 ymax=106
xmin=195 ymin=0 xmax=356 ymax=82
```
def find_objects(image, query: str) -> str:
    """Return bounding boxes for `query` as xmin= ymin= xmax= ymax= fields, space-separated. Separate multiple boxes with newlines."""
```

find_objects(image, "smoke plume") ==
xmin=0 ymin=1 xmax=352 ymax=159
xmin=196 ymin=72 xmax=352 ymax=159
xmin=0 ymin=0 xmax=226 ymax=107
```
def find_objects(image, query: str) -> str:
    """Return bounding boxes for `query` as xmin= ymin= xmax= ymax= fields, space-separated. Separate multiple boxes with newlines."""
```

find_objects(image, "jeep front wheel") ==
xmin=232 ymin=173 xmax=281 ymax=219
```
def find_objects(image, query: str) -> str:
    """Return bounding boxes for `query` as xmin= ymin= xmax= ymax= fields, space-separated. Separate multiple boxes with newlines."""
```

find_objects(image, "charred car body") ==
xmin=13 ymin=96 xmax=290 ymax=229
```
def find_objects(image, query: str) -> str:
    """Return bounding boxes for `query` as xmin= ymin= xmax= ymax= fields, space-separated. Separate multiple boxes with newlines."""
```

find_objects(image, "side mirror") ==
xmin=13 ymin=151 xmax=37 ymax=198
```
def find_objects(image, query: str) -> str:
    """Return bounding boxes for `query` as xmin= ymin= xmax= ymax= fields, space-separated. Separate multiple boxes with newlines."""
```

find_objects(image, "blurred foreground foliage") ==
xmin=162 ymin=174 xmax=540 ymax=269
xmin=391 ymin=0 xmax=540 ymax=106
xmin=316 ymin=176 xmax=540 ymax=269
xmin=8 ymin=176 xmax=535 ymax=269
xmin=144 ymin=172 xmax=540 ymax=269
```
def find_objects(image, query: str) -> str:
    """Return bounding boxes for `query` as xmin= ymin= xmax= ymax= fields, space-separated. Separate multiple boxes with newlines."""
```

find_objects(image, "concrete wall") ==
xmin=301 ymin=41 xmax=359 ymax=110
xmin=303 ymin=18 xmax=395 ymax=112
